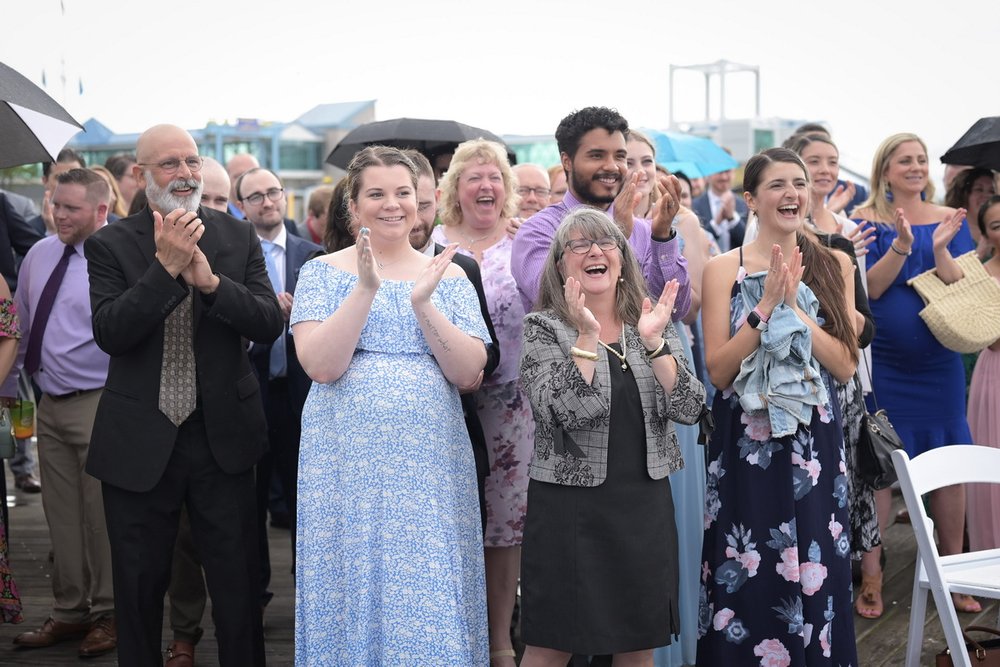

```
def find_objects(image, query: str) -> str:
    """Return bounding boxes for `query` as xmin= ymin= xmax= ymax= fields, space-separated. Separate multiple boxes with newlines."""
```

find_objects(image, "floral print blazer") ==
xmin=519 ymin=310 xmax=706 ymax=487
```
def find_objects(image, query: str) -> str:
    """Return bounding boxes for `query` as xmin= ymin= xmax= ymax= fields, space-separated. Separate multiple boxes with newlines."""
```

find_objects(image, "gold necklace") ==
xmin=598 ymin=322 xmax=628 ymax=372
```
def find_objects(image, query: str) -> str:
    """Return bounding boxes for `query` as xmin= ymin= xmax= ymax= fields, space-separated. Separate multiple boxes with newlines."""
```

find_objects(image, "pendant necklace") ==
xmin=598 ymin=322 xmax=629 ymax=372
xmin=376 ymin=255 xmax=405 ymax=271
xmin=459 ymin=227 xmax=495 ymax=246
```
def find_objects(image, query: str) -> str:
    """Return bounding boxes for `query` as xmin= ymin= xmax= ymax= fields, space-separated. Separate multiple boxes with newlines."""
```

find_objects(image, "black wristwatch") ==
xmin=746 ymin=309 xmax=767 ymax=331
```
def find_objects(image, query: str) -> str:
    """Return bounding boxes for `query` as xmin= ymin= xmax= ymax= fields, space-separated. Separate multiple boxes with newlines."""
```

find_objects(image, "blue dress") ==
xmin=654 ymin=324 xmax=706 ymax=667
xmin=862 ymin=221 xmax=975 ymax=456
xmin=697 ymin=269 xmax=858 ymax=666
xmin=290 ymin=261 xmax=490 ymax=666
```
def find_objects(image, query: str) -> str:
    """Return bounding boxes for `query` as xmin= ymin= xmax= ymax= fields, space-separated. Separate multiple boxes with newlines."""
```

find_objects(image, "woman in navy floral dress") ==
xmin=697 ymin=148 xmax=859 ymax=666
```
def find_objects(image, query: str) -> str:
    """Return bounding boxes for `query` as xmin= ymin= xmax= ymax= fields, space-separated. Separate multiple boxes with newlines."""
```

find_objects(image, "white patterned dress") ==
xmin=291 ymin=261 xmax=490 ymax=666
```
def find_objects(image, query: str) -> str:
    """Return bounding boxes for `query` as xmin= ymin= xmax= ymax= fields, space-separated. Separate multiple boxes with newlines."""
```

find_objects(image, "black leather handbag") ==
xmin=857 ymin=358 xmax=904 ymax=490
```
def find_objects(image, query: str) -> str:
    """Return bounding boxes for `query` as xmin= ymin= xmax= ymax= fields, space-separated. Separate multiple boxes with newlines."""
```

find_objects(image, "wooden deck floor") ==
xmin=1 ymin=464 xmax=996 ymax=666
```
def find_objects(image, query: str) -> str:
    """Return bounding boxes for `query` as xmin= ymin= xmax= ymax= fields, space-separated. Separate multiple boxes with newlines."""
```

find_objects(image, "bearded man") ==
xmin=84 ymin=124 xmax=282 ymax=666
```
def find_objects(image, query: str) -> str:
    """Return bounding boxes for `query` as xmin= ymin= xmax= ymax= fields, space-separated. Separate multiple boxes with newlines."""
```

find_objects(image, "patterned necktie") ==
xmin=158 ymin=287 xmax=196 ymax=426
xmin=24 ymin=244 xmax=75 ymax=375
xmin=259 ymin=240 xmax=286 ymax=378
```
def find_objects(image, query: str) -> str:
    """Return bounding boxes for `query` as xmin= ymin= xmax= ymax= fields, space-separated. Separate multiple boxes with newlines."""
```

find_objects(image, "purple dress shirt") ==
xmin=2 ymin=234 xmax=110 ymax=396
xmin=510 ymin=191 xmax=691 ymax=317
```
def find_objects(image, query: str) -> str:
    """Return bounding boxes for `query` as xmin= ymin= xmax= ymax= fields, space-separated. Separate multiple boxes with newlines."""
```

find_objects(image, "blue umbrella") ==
xmin=642 ymin=128 xmax=737 ymax=178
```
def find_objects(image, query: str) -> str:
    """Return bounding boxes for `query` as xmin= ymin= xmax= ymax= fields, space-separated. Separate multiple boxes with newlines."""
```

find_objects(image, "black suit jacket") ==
xmin=434 ymin=243 xmax=499 ymax=480
xmin=692 ymin=191 xmax=748 ymax=249
xmin=85 ymin=207 xmax=284 ymax=492
xmin=0 ymin=193 xmax=44 ymax=290
xmin=249 ymin=233 xmax=323 ymax=411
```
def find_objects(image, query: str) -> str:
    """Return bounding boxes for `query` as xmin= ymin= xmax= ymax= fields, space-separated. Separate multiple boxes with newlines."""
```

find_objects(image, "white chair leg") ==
xmin=932 ymin=585 xmax=972 ymax=667
xmin=905 ymin=575 xmax=927 ymax=667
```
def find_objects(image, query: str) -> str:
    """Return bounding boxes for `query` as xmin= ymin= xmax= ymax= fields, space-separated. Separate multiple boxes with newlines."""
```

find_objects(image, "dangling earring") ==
xmin=920 ymin=191 xmax=926 ymax=202
xmin=885 ymin=185 xmax=894 ymax=203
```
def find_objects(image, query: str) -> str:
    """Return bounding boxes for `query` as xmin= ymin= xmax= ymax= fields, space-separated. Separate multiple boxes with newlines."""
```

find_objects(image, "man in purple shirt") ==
xmin=511 ymin=106 xmax=691 ymax=317
xmin=6 ymin=169 xmax=116 ymax=657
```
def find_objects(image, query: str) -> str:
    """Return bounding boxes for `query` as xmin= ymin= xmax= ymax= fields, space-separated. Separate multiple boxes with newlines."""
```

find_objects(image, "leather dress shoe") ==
xmin=14 ymin=474 xmax=41 ymax=493
xmin=79 ymin=615 xmax=116 ymax=657
xmin=165 ymin=639 xmax=195 ymax=666
xmin=13 ymin=617 xmax=90 ymax=648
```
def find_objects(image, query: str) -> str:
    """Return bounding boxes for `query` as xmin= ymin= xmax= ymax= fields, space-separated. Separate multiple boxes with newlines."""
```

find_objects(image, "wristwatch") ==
xmin=746 ymin=308 xmax=768 ymax=331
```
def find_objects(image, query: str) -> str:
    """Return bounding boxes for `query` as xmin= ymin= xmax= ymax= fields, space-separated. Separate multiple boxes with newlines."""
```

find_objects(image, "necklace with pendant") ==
xmin=376 ymin=255 xmax=405 ymax=270
xmin=459 ymin=227 xmax=495 ymax=246
xmin=598 ymin=322 xmax=629 ymax=372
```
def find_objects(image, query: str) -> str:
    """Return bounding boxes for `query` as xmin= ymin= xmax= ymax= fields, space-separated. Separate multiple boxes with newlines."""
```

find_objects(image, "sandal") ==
xmin=490 ymin=648 xmax=516 ymax=664
xmin=953 ymin=594 xmax=983 ymax=614
xmin=855 ymin=572 xmax=884 ymax=619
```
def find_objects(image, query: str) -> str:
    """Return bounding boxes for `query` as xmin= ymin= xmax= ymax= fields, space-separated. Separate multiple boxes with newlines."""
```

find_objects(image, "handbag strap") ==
xmin=862 ymin=351 xmax=881 ymax=413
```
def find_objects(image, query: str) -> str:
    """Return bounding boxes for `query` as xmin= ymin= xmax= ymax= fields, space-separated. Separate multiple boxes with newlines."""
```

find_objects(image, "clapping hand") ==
xmin=612 ymin=171 xmax=640 ymax=238
xmin=783 ymin=246 xmax=804 ymax=307
xmin=411 ymin=242 xmax=457 ymax=304
xmin=637 ymin=280 xmax=679 ymax=349
xmin=155 ymin=208 xmax=203 ymax=277
xmin=505 ymin=217 xmax=523 ymax=239
xmin=759 ymin=244 xmax=788 ymax=315
xmin=651 ymin=175 xmax=682 ymax=239
xmin=564 ymin=276 xmax=600 ymax=338
xmin=893 ymin=208 xmax=915 ymax=252
xmin=827 ymin=181 xmax=857 ymax=214
xmin=842 ymin=220 xmax=876 ymax=257
xmin=932 ymin=207 xmax=965 ymax=253
xmin=356 ymin=227 xmax=381 ymax=291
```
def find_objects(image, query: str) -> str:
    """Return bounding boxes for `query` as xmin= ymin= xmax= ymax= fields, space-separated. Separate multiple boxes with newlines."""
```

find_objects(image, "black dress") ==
xmin=520 ymin=344 xmax=679 ymax=655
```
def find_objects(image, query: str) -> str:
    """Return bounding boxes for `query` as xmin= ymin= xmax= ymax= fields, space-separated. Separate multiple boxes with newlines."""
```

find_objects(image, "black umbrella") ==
xmin=326 ymin=117 xmax=515 ymax=168
xmin=940 ymin=116 xmax=1000 ymax=171
xmin=0 ymin=61 xmax=84 ymax=169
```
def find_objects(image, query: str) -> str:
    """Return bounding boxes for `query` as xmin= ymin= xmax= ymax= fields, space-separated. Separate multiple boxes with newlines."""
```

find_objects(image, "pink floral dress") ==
xmin=0 ymin=297 xmax=22 ymax=624
xmin=431 ymin=230 xmax=535 ymax=547
xmin=696 ymin=269 xmax=857 ymax=666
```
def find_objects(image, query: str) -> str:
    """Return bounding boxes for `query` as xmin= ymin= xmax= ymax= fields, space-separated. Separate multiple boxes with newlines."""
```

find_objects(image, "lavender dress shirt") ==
xmin=1 ymin=234 xmax=110 ymax=397
xmin=510 ymin=191 xmax=691 ymax=316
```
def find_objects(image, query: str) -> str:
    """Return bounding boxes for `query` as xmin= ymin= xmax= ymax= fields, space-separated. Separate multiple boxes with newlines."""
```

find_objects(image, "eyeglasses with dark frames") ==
xmin=516 ymin=186 xmax=551 ymax=198
xmin=241 ymin=188 xmax=284 ymax=206
xmin=564 ymin=237 xmax=618 ymax=255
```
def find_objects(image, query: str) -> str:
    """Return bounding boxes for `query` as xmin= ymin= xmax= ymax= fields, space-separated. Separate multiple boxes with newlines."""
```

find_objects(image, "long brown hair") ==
xmin=743 ymin=148 xmax=858 ymax=362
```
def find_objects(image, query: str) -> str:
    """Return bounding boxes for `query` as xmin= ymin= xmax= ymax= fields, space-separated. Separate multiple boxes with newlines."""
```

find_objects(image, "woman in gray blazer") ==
xmin=518 ymin=208 xmax=706 ymax=666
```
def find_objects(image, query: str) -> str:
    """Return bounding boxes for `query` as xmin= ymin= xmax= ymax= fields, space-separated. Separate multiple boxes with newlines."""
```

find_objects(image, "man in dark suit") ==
xmin=691 ymin=166 xmax=748 ymax=251
xmin=84 ymin=124 xmax=283 ymax=667
xmin=405 ymin=150 xmax=500 ymax=532
xmin=235 ymin=167 xmax=322 ymax=608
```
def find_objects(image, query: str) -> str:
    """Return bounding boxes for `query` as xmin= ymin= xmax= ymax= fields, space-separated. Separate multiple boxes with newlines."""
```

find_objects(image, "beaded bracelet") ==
xmin=890 ymin=242 xmax=912 ymax=256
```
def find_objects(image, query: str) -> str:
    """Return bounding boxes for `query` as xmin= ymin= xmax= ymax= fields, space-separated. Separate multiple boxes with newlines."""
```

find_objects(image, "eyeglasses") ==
xmin=564 ymin=237 xmax=618 ymax=255
xmin=516 ymin=186 xmax=551 ymax=198
xmin=242 ymin=188 xmax=284 ymax=206
xmin=138 ymin=156 xmax=204 ymax=174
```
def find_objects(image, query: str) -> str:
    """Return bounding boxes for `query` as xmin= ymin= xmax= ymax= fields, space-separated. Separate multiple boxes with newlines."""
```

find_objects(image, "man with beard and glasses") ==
xmin=84 ymin=124 xmax=282 ymax=667
xmin=405 ymin=149 xmax=499 ymax=534
xmin=510 ymin=106 xmax=691 ymax=317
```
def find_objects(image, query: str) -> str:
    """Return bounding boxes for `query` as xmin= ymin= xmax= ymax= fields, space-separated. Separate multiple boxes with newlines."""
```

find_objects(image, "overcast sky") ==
xmin=5 ymin=0 xmax=997 ymax=187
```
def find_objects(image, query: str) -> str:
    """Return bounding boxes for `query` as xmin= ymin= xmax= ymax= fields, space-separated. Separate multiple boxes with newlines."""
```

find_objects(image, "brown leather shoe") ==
xmin=14 ymin=474 xmax=41 ymax=493
xmin=165 ymin=639 xmax=195 ymax=666
xmin=13 ymin=617 xmax=90 ymax=648
xmin=79 ymin=615 xmax=116 ymax=657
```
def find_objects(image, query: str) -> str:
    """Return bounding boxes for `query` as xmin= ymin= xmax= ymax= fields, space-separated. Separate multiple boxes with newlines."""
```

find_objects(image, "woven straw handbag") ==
xmin=907 ymin=250 xmax=1000 ymax=353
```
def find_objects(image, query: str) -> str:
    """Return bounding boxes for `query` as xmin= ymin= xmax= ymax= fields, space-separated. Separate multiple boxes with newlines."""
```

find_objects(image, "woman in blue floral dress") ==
xmin=290 ymin=147 xmax=490 ymax=666
xmin=697 ymin=148 xmax=859 ymax=666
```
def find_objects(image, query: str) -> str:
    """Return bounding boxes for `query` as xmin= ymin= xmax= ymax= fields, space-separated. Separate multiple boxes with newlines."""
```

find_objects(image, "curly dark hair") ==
xmin=945 ymin=167 xmax=995 ymax=210
xmin=555 ymin=107 xmax=629 ymax=160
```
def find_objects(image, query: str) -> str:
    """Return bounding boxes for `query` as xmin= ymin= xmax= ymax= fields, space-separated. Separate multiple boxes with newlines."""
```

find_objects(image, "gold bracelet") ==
xmin=644 ymin=338 xmax=665 ymax=357
xmin=570 ymin=346 xmax=599 ymax=361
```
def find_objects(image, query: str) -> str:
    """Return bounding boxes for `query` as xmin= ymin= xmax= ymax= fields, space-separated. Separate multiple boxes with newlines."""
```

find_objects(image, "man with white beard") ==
xmin=84 ymin=124 xmax=282 ymax=667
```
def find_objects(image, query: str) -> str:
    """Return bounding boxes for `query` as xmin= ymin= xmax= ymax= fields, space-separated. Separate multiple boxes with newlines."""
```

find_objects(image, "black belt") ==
xmin=46 ymin=388 xmax=100 ymax=401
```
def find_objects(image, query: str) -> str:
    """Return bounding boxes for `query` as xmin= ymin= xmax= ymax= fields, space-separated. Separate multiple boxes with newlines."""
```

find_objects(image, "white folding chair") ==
xmin=892 ymin=445 xmax=1000 ymax=667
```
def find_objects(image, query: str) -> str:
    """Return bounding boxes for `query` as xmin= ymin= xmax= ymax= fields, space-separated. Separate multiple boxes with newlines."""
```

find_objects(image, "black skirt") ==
xmin=521 ymin=346 xmax=679 ymax=655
